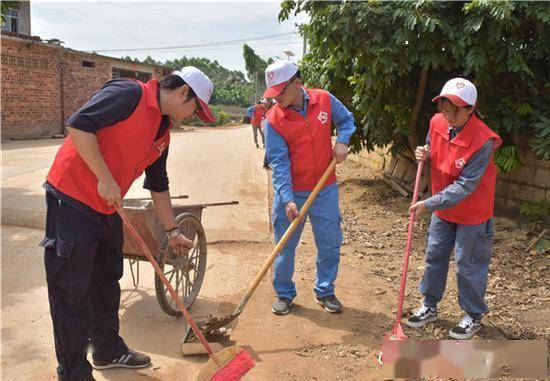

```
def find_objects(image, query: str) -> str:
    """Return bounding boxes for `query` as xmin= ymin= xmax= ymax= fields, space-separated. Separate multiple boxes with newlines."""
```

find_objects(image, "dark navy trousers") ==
xmin=41 ymin=192 xmax=128 ymax=381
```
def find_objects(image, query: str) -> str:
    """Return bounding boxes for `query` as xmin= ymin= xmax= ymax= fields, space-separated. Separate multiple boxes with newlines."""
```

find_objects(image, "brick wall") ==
xmin=1 ymin=34 xmax=167 ymax=140
xmin=61 ymin=50 xmax=112 ymax=125
xmin=495 ymin=148 xmax=550 ymax=220
xmin=1 ymin=37 xmax=63 ymax=138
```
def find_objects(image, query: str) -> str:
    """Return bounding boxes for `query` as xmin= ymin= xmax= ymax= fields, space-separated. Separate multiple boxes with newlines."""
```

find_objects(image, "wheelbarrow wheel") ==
xmin=155 ymin=212 xmax=207 ymax=316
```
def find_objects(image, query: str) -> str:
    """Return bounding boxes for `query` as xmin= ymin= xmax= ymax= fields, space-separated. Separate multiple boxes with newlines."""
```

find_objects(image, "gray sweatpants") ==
xmin=419 ymin=213 xmax=494 ymax=316
xmin=252 ymin=125 xmax=265 ymax=147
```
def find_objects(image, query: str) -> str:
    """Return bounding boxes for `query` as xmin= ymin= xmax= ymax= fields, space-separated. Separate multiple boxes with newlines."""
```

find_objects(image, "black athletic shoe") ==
xmin=58 ymin=374 xmax=97 ymax=381
xmin=92 ymin=349 xmax=151 ymax=370
xmin=315 ymin=295 xmax=343 ymax=313
xmin=449 ymin=314 xmax=482 ymax=340
xmin=405 ymin=304 xmax=438 ymax=328
xmin=271 ymin=298 xmax=293 ymax=315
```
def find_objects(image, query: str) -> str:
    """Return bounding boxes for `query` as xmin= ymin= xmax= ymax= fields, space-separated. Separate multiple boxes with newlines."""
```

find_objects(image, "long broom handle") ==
xmin=394 ymin=161 xmax=424 ymax=326
xmin=116 ymin=206 xmax=219 ymax=362
xmin=233 ymin=158 xmax=338 ymax=316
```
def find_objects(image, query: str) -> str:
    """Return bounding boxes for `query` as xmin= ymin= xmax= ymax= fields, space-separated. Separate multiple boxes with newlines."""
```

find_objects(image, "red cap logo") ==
xmin=456 ymin=82 xmax=465 ymax=89
xmin=267 ymin=72 xmax=275 ymax=80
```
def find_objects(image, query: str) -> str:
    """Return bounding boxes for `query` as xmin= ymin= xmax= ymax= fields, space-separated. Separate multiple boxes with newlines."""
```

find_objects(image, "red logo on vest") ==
xmin=317 ymin=111 xmax=328 ymax=124
xmin=157 ymin=141 xmax=167 ymax=154
xmin=455 ymin=157 xmax=466 ymax=169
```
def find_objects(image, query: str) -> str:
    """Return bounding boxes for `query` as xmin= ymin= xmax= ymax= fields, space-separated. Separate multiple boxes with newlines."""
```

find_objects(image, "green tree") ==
xmin=164 ymin=56 xmax=253 ymax=106
xmin=280 ymin=1 xmax=550 ymax=166
xmin=120 ymin=55 xmax=255 ymax=107
xmin=242 ymin=44 xmax=274 ymax=102
xmin=142 ymin=55 xmax=162 ymax=66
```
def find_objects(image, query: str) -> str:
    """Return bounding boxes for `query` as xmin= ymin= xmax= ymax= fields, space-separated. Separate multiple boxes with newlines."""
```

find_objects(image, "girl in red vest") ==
xmin=41 ymin=67 xmax=215 ymax=381
xmin=406 ymin=78 xmax=502 ymax=339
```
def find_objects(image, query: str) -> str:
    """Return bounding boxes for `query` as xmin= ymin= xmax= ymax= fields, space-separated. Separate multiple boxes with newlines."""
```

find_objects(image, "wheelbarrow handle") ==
xmin=125 ymin=194 xmax=190 ymax=201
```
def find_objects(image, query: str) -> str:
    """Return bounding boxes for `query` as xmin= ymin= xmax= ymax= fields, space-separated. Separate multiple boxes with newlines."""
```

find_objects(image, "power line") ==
xmin=108 ymin=40 xmax=303 ymax=56
xmin=86 ymin=32 xmax=299 ymax=53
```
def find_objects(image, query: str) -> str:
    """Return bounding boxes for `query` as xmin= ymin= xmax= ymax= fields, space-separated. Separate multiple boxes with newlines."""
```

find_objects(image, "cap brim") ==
xmin=197 ymin=98 xmax=216 ymax=123
xmin=262 ymin=81 xmax=288 ymax=99
xmin=432 ymin=94 xmax=469 ymax=107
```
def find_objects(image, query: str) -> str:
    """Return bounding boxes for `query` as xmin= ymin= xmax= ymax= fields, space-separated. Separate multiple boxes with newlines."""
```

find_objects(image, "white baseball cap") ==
xmin=173 ymin=66 xmax=216 ymax=122
xmin=432 ymin=77 xmax=477 ymax=107
xmin=263 ymin=60 xmax=298 ymax=98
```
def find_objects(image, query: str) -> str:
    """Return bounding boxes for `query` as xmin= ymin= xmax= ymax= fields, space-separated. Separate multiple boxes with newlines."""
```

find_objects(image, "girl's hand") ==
xmin=415 ymin=145 xmax=430 ymax=162
xmin=409 ymin=200 xmax=427 ymax=216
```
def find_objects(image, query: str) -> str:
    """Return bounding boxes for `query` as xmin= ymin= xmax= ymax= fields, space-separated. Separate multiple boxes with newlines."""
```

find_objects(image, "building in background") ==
xmin=1 ymin=2 xmax=169 ymax=140
xmin=1 ymin=1 xmax=31 ymax=36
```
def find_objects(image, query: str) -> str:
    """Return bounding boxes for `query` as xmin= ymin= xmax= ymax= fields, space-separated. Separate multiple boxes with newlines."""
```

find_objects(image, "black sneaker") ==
xmin=58 ymin=374 xmax=97 ymax=381
xmin=315 ymin=295 xmax=343 ymax=313
xmin=449 ymin=315 xmax=482 ymax=340
xmin=92 ymin=349 xmax=151 ymax=369
xmin=271 ymin=298 xmax=293 ymax=315
xmin=405 ymin=304 xmax=438 ymax=328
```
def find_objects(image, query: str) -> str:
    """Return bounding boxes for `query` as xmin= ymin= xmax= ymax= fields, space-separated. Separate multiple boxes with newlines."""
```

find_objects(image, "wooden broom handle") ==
xmin=235 ymin=158 xmax=337 ymax=312
xmin=115 ymin=206 xmax=218 ymax=361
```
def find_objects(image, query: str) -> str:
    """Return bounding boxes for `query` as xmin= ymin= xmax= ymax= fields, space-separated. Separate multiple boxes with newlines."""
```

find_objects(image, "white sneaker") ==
xmin=405 ymin=304 xmax=438 ymax=328
xmin=449 ymin=314 xmax=482 ymax=340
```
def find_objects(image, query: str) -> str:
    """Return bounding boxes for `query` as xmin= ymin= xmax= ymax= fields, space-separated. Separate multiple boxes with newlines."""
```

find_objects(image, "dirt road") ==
xmin=1 ymin=126 xmax=548 ymax=380
xmin=1 ymin=126 xmax=270 ymax=242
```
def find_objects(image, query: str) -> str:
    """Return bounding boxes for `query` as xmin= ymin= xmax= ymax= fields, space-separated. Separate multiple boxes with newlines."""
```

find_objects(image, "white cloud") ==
xmin=30 ymin=1 xmax=309 ymax=73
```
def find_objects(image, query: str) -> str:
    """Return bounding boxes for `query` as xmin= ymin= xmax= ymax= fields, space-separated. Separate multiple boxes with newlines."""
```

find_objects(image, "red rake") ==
xmin=116 ymin=206 xmax=254 ymax=381
xmin=387 ymin=161 xmax=424 ymax=341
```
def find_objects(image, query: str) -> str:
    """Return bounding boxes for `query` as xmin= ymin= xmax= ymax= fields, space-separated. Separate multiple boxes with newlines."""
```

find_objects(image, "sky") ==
xmin=30 ymin=1 xmax=308 ymax=77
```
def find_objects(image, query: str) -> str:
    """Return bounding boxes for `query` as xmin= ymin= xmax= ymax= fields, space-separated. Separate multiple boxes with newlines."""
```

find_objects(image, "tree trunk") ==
xmin=408 ymin=68 xmax=429 ymax=153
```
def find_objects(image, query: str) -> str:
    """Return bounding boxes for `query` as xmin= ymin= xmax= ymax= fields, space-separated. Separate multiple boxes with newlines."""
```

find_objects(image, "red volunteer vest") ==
xmin=429 ymin=113 xmax=502 ymax=225
xmin=266 ymin=88 xmax=336 ymax=192
xmin=251 ymin=104 xmax=266 ymax=126
xmin=47 ymin=79 xmax=170 ymax=215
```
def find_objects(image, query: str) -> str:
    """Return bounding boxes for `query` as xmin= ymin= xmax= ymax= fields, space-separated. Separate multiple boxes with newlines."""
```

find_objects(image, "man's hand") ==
xmin=97 ymin=178 xmax=122 ymax=207
xmin=333 ymin=142 xmax=349 ymax=163
xmin=168 ymin=232 xmax=194 ymax=256
xmin=285 ymin=201 xmax=300 ymax=223
xmin=409 ymin=200 xmax=427 ymax=216
xmin=415 ymin=145 xmax=430 ymax=162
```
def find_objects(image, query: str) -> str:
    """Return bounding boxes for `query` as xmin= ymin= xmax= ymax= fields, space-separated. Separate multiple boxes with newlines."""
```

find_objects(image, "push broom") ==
xmin=116 ymin=205 xmax=254 ymax=381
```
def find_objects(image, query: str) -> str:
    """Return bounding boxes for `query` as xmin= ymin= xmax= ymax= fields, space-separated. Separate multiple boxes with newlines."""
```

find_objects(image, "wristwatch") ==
xmin=166 ymin=226 xmax=180 ymax=239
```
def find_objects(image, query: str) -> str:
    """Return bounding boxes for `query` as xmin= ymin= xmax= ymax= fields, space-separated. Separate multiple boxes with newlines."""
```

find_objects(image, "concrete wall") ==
xmin=18 ymin=1 xmax=31 ymax=36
